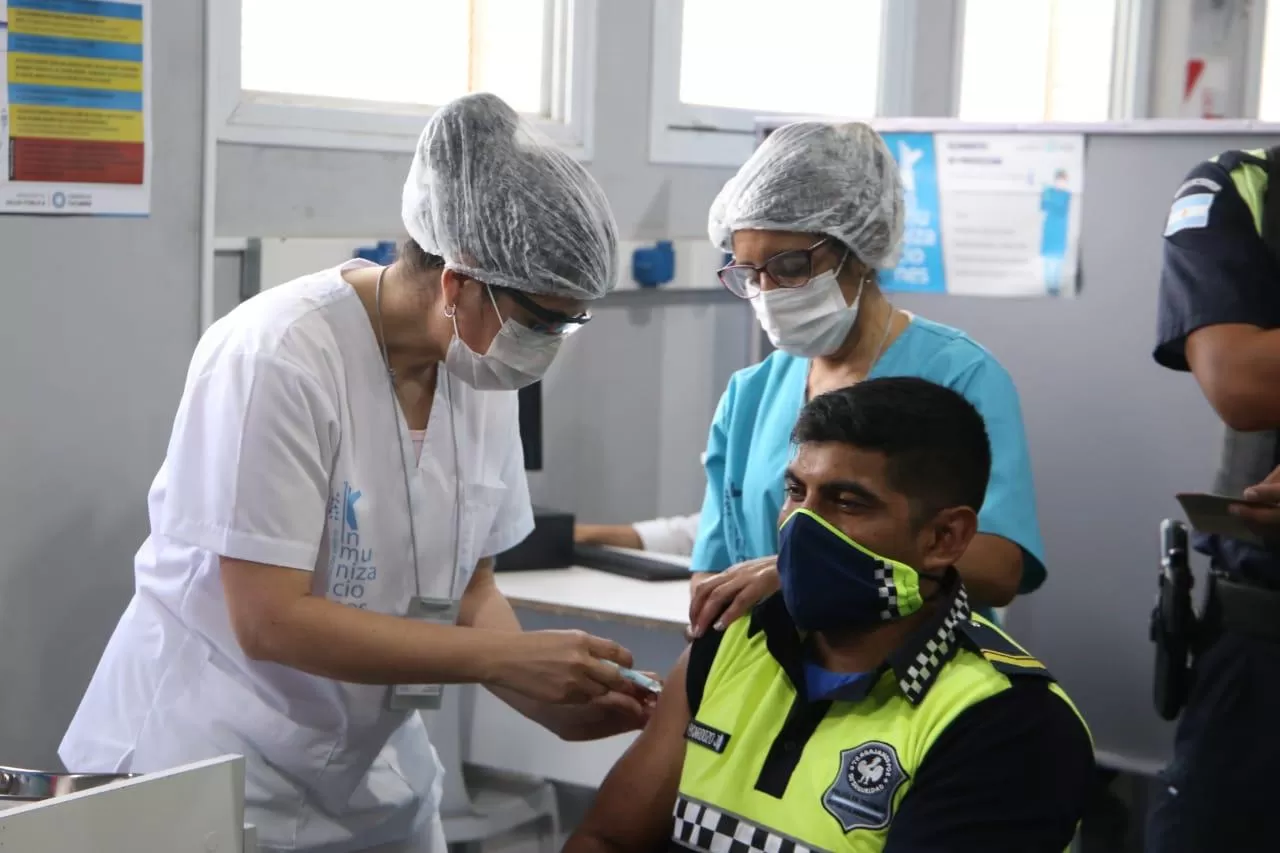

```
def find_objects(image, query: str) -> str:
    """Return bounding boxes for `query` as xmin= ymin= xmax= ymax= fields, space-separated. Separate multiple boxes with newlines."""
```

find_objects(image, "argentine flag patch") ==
xmin=1165 ymin=193 xmax=1215 ymax=236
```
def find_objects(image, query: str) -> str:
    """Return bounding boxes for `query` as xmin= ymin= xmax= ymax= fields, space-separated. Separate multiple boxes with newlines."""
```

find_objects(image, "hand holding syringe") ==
xmin=605 ymin=660 xmax=663 ymax=694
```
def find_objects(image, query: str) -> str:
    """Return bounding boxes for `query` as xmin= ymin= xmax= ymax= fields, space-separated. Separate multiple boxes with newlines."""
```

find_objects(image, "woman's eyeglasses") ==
xmin=717 ymin=238 xmax=837 ymax=299
xmin=489 ymin=285 xmax=591 ymax=335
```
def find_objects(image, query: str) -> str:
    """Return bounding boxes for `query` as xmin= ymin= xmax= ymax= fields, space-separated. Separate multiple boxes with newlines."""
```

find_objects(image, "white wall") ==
xmin=0 ymin=0 xmax=205 ymax=768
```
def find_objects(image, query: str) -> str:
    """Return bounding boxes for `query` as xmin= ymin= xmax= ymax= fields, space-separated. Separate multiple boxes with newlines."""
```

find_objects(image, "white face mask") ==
xmin=444 ymin=287 xmax=565 ymax=391
xmin=750 ymin=255 xmax=862 ymax=358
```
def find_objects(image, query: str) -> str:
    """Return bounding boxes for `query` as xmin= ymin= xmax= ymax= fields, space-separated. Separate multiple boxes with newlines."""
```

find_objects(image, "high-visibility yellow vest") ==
xmin=1211 ymin=149 xmax=1270 ymax=235
xmin=673 ymin=590 xmax=1088 ymax=852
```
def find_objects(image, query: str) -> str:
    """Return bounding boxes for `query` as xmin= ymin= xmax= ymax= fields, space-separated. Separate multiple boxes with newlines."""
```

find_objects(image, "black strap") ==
xmin=685 ymin=628 xmax=724 ymax=717
xmin=1212 ymin=575 xmax=1280 ymax=642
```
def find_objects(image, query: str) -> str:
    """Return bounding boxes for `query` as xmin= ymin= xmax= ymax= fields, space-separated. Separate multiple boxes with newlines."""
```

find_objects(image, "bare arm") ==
xmin=575 ymin=523 xmax=644 ymax=550
xmin=458 ymin=560 xmax=646 ymax=739
xmin=1186 ymin=324 xmax=1280 ymax=432
xmin=457 ymin=559 xmax=556 ymax=730
xmin=564 ymin=651 xmax=692 ymax=853
xmin=220 ymin=556 xmax=507 ymax=685
xmin=219 ymin=556 xmax=633 ymax=700
xmin=955 ymin=533 xmax=1023 ymax=609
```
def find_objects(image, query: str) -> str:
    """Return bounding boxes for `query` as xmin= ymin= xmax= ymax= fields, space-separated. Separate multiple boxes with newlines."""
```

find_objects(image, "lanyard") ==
xmin=374 ymin=266 xmax=463 ymax=601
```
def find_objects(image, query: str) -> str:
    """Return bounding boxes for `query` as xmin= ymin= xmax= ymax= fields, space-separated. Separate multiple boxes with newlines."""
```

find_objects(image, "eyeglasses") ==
xmin=489 ymin=285 xmax=591 ymax=335
xmin=717 ymin=238 xmax=841 ymax=299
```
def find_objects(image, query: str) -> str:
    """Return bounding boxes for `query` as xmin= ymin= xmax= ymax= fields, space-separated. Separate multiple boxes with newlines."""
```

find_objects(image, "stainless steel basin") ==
xmin=0 ymin=766 xmax=139 ymax=803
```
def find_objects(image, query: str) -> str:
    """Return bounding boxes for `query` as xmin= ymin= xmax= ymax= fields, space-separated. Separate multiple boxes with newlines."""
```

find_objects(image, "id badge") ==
xmin=386 ymin=597 xmax=460 ymax=711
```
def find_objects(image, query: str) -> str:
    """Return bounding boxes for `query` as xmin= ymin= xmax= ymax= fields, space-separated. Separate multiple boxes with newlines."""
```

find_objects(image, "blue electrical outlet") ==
xmin=631 ymin=241 xmax=676 ymax=288
xmin=353 ymin=240 xmax=398 ymax=266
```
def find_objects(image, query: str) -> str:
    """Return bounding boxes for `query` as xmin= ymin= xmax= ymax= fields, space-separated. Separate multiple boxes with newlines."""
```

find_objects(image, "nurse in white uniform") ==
xmin=59 ymin=94 xmax=645 ymax=853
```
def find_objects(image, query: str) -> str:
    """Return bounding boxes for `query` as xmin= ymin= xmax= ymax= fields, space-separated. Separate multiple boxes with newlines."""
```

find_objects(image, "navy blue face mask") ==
xmin=776 ymin=508 xmax=938 ymax=632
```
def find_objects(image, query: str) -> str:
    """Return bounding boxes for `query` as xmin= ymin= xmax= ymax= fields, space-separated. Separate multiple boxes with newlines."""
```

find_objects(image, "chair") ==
xmin=424 ymin=686 xmax=561 ymax=853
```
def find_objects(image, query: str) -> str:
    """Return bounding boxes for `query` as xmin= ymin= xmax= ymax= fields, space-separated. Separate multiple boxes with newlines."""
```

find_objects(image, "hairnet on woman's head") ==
xmin=401 ymin=92 xmax=619 ymax=300
xmin=708 ymin=121 xmax=905 ymax=269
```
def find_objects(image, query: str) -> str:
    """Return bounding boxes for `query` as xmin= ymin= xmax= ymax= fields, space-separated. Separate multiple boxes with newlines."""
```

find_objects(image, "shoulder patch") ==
xmin=1165 ymin=192 xmax=1216 ymax=236
xmin=1174 ymin=176 xmax=1222 ymax=199
xmin=957 ymin=619 xmax=1055 ymax=682
xmin=822 ymin=741 xmax=909 ymax=834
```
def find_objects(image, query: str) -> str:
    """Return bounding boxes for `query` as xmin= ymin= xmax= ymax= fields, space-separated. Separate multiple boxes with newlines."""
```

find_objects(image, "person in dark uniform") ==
xmin=1150 ymin=148 xmax=1280 ymax=853
xmin=564 ymin=378 xmax=1094 ymax=853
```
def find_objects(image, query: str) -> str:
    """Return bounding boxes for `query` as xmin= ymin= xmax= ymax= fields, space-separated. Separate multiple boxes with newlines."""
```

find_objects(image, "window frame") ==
xmin=647 ymin=0 xmax=912 ymax=167
xmin=1245 ymin=0 xmax=1271 ymax=119
xmin=211 ymin=0 xmax=599 ymax=159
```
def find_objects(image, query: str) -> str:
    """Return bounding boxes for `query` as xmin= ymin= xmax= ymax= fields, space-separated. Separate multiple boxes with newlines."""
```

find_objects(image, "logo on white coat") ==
xmin=327 ymin=481 xmax=378 ymax=607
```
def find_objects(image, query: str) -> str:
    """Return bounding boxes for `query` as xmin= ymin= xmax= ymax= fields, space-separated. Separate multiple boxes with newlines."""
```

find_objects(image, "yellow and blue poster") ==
xmin=0 ymin=0 xmax=149 ymax=215
xmin=879 ymin=130 xmax=1085 ymax=298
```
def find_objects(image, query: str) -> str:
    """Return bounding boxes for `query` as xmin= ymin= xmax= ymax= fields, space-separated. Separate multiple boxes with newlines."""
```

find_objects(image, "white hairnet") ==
xmin=708 ymin=121 xmax=905 ymax=269
xmin=401 ymin=93 xmax=619 ymax=299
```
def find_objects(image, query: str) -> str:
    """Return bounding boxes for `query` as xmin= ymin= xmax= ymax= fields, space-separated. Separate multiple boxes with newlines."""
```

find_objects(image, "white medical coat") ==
xmin=59 ymin=260 xmax=534 ymax=852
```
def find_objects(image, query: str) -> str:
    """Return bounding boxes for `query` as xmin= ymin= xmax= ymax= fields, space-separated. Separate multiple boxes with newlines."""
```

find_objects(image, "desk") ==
xmin=466 ymin=567 xmax=690 ymax=789
xmin=495 ymin=567 xmax=689 ymax=630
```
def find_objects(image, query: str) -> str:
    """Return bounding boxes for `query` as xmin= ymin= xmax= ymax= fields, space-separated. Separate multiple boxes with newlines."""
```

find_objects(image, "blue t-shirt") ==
xmin=803 ymin=660 xmax=868 ymax=702
xmin=690 ymin=315 xmax=1047 ymax=600
xmin=1040 ymin=186 xmax=1071 ymax=256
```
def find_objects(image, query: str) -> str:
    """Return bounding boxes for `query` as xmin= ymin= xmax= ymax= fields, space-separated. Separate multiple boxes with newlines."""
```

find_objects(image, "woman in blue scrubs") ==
xmin=688 ymin=121 xmax=1044 ymax=633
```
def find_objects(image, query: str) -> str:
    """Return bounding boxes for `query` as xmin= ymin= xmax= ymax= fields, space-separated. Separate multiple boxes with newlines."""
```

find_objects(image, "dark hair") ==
xmin=792 ymin=377 xmax=991 ymax=517
xmin=401 ymin=239 xmax=446 ymax=274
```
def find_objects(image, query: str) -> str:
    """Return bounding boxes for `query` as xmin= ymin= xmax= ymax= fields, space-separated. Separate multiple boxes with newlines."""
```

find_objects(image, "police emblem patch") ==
xmin=821 ymin=741 xmax=909 ymax=833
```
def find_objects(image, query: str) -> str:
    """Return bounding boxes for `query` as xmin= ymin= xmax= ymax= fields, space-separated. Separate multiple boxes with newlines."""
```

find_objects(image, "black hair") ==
xmin=400 ymin=239 xmax=446 ymax=274
xmin=792 ymin=377 xmax=991 ymax=517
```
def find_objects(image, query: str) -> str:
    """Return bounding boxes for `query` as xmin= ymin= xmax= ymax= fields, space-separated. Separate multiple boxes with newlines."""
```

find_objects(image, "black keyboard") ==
xmin=574 ymin=544 xmax=693 ymax=582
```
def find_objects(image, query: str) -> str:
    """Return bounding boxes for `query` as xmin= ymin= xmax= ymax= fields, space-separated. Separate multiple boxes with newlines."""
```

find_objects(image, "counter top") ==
xmin=495 ymin=566 xmax=690 ymax=632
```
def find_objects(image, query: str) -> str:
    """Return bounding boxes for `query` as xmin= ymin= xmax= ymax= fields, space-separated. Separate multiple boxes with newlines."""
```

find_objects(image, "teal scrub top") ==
xmin=690 ymin=315 xmax=1047 ymax=601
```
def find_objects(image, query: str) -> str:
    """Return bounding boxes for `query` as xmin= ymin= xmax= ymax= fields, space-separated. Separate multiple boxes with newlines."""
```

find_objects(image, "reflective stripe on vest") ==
xmin=1212 ymin=148 xmax=1268 ymax=233
xmin=674 ymin=613 xmax=1083 ymax=852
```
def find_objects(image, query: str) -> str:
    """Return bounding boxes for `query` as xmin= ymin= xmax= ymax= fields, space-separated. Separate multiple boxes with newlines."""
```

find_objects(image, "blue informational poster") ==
xmin=872 ymin=130 xmax=1084 ymax=298
xmin=879 ymin=132 xmax=947 ymax=294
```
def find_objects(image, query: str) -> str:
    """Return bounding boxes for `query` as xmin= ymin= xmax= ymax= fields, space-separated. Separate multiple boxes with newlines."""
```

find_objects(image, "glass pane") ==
xmin=471 ymin=0 xmax=548 ymax=115
xmin=240 ymin=0 xmax=546 ymax=114
xmin=959 ymin=0 xmax=1116 ymax=122
xmin=678 ymin=0 xmax=883 ymax=118
xmin=1259 ymin=0 xmax=1280 ymax=119
xmin=242 ymin=0 xmax=469 ymax=105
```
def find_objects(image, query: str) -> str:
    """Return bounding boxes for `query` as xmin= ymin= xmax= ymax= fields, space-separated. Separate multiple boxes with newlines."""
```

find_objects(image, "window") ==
xmin=957 ymin=0 xmax=1118 ymax=122
xmin=215 ymin=0 xmax=597 ymax=156
xmin=1258 ymin=0 xmax=1280 ymax=120
xmin=650 ymin=0 xmax=888 ymax=166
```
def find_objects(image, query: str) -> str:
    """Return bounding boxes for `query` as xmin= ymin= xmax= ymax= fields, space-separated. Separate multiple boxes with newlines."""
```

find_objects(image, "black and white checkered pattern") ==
xmin=897 ymin=586 xmax=971 ymax=704
xmin=875 ymin=559 xmax=900 ymax=620
xmin=671 ymin=795 xmax=829 ymax=853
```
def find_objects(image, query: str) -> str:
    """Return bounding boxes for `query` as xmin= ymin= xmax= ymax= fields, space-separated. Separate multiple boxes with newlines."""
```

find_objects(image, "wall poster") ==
xmin=0 ymin=0 xmax=149 ymax=215
xmin=879 ymin=131 xmax=1085 ymax=298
